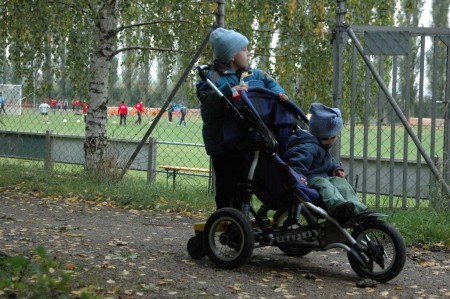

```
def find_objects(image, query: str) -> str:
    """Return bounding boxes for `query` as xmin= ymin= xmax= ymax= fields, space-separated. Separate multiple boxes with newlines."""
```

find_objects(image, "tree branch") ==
xmin=47 ymin=0 xmax=91 ymax=16
xmin=115 ymin=20 xmax=196 ymax=34
xmin=112 ymin=46 xmax=194 ymax=56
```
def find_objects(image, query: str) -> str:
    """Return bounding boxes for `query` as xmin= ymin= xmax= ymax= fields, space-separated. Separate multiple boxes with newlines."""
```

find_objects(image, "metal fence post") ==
xmin=216 ymin=0 xmax=225 ymax=27
xmin=443 ymin=41 xmax=450 ymax=208
xmin=147 ymin=137 xmax=157 ymax=184
xmin=45 ymin=130 xmax=53 ymax=171
xmin=332 ymin=0 xmax=346 ymax=159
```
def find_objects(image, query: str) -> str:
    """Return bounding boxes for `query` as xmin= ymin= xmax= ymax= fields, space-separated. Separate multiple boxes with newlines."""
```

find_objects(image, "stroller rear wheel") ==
xmin=203 ymin=207 xmax=254 ymax=269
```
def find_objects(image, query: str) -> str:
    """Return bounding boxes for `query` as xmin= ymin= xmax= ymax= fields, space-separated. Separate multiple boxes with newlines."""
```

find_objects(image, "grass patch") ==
xmin=387 ymin=207 xmax=450 ymax=247
xmin=0 ymin=158 xmax=215 ymax=214
xmin=0 ymin=246 xmax=100 ymax=299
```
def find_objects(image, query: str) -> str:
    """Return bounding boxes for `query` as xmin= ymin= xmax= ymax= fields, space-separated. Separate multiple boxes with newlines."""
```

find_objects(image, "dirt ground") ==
xmin=1 ymin=188 xmax=449 ymax=298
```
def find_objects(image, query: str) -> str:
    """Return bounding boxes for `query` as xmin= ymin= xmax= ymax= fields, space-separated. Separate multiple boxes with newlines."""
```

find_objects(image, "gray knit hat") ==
xmin=309 ymin=103 xmax=343 ymax=139
xmin=209 ymin=28 xmax=249 ymax=63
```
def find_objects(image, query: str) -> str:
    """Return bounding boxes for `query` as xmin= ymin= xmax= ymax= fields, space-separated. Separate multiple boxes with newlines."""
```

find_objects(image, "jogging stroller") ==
xmin=187 ymin=65 xmax=406 ymax=282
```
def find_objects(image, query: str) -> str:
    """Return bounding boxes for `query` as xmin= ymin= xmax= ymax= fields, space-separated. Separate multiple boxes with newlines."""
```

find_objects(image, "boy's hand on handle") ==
xmin=232 ymin=84 xmax=248 ymax=92
xmin=300 ymin=175 xmax=308 ymax=186
xmin=278 ymin=93 xmax=288 ymax=101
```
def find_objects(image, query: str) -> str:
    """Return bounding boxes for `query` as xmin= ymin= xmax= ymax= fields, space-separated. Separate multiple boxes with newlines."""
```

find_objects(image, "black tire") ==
xmin=203 ymin=208 xmax=254 ymax=269
xmin=348 ymin=220 xmax=406 ymax=282
xmin=272 ymin=209 xmax=313 ymax=257
xmin=187 ymin=235 xmax=206 ymax=260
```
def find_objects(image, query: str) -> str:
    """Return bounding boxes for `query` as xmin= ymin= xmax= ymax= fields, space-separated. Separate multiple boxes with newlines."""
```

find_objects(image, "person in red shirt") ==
xmin=50 ymin=98 xmax=57 ymax=113
xmin=73 ymin=99 xmax=81 ymax=114
xmin=82 ymin=102 xmax=89 ymax=123
xmin=118 ymin=101 xmax=128 ymax=125
xmin=134 ymin=101 xmax=144 ymax=125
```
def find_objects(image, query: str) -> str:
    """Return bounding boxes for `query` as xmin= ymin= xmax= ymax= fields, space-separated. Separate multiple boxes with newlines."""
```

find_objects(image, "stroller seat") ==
xmin=223 ymin=86 xmax=325 ymax=211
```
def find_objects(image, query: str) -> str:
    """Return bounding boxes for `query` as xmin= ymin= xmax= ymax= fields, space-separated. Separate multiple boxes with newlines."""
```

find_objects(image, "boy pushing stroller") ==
xmin=196 ymin=27 xmax=289 ymax=210
xmin=284 ymin=103 xmax=368 ymax=225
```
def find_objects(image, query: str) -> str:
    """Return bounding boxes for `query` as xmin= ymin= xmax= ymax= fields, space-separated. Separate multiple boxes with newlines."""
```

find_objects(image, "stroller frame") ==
xmin=188 ymin=65 xmax=406 ymax=282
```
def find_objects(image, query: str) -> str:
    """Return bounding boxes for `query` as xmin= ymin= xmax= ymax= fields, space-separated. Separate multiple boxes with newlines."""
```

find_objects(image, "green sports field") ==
xmin=0 ymin=107 xmax=444 ymax=167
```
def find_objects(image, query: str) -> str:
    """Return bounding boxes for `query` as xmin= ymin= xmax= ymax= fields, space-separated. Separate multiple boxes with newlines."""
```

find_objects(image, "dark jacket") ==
xmin=196 ymin=60 xmax=286 ymax=155
xmin=283 ymin=129 xmax=341 ymax=180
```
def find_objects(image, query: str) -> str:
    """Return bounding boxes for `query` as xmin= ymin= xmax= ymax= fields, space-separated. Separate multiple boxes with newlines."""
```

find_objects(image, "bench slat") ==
xmin=159 ymin=165 xmax=210 ymax=173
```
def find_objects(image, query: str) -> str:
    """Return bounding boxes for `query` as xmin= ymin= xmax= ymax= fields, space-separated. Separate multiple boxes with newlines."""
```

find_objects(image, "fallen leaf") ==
xmin=419 ymin=260 xmax=440 ymax=267
xmin=64 ymin=233 xmax=84 ymax=237
xmin=228 ymin=284 xmax=241 ymax=291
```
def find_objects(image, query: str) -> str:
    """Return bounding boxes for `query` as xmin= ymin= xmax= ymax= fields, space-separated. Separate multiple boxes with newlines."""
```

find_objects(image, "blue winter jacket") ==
xmin=283 ymin=129 xmax=341 ymax=180
xmin=196 ymin=60 xmax=286 ymax=155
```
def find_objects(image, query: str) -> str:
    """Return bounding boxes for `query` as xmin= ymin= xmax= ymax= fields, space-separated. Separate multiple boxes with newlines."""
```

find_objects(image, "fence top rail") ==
xmin=351 ymin=25 xmax=450 ymax=36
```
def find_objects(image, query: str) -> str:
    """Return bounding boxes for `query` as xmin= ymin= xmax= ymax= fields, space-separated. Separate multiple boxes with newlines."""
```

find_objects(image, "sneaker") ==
xmin=330 ymin=202 xmax=355 ymax=225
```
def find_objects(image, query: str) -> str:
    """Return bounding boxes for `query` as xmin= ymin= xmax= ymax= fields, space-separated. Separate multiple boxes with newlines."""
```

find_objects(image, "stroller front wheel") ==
xmin=203 ymin=207 xmax=254 ymax=269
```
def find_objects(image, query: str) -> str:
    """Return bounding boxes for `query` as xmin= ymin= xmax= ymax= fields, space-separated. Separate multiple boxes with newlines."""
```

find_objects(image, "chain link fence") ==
xmin=338 ymin=26 xmax=450 ymax=208
xmin=0 ymin=56 xmax=211 ymax=190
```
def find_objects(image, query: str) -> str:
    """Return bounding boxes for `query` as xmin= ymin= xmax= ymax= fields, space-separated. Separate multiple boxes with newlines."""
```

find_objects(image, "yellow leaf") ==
xmin=64 ymin=233 xmax=84 ymax=237
xmin=418 ymin=260 xmax=439 ymax=267
xmin=71 ymin=288 xmax=89 ymax=296
xmin=228 ymin=284 xmax=241 ymax=291
xmin=121 ymin=270 xmax=130 ymax=276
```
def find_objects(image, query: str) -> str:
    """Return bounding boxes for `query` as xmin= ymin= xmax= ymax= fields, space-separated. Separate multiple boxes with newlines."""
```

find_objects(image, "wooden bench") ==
xmin=159 ymin=165 xmax=211 ymax=189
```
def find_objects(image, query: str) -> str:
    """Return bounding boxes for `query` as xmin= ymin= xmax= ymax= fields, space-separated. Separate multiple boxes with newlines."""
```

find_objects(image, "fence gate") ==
xmin=332 ymin=0 xmax=450 ymax=208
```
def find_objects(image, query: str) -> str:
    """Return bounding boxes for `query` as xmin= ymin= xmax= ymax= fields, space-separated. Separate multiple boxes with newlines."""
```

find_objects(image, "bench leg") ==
xmin=165 ymin=169 xmax=178 ymax=189
xmin=172 ymin=169 xmax=177 ymax=189
xmin=166 ymin=170 xmax=170 ymax=188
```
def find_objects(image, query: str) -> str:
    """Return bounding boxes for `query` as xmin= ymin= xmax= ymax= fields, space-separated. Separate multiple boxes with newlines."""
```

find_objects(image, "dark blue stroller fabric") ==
xmin=242 ymin=87 xmax=308 ymax=156
xmin=221 ymin=87 xmax=323 ymax=209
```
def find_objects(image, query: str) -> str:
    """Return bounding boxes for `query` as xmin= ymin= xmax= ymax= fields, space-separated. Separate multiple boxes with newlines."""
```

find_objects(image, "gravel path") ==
xmin=1 ymin=189 xmax=449 ymax=298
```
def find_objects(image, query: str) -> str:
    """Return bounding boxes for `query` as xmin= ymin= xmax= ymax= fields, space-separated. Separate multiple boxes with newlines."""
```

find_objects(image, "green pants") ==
xmin=309 ymin=176 xmax=367 ymax=213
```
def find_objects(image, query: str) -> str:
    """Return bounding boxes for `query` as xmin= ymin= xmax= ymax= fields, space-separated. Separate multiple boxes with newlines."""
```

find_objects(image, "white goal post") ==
xmin=0 ymin=84 xmax=22 ymax=115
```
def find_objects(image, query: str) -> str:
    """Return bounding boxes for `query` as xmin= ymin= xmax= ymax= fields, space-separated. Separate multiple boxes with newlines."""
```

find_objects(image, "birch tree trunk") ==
xmin=84 ymin=0 xmax=119 ymax=173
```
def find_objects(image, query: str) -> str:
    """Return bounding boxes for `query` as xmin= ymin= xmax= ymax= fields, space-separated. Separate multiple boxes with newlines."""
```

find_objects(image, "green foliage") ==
xmin=0 ymin=0 xmax=399 ymax=107
xmin=0 ymin=247 xmax=99 ymax=298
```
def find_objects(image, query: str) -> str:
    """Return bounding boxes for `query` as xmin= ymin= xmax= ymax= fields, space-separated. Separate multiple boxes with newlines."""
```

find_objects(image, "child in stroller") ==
xmin=214 ymin=87 xmax=369 ymax=230
xmin=283 ymin=103 xmax=368 ymax=225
